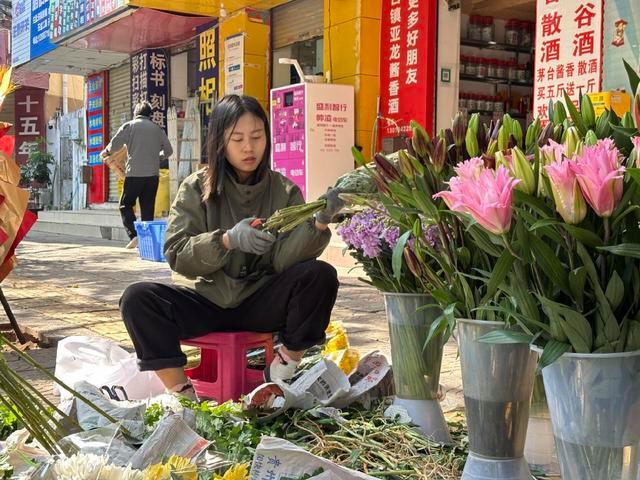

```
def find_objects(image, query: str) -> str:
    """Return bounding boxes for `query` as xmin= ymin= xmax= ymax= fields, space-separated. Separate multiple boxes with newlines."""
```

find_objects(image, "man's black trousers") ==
xmin=120 ymin=175 xmax=159 ymax=240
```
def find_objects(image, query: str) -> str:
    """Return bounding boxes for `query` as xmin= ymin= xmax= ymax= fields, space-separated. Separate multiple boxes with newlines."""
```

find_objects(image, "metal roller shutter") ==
xmin=107 ymin=61 xmax=131 ymax=202
xmin=272 ymin=0 xmax=324 ymax=50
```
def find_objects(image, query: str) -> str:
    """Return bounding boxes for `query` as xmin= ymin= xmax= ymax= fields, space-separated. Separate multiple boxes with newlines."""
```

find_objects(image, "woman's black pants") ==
xmin=120 ymin=260 xmax=339 ymax=371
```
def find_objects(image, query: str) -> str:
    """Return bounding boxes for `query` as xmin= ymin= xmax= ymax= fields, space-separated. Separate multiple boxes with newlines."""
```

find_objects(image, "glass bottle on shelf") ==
xmin=468 ymin=15 xmax=482 ymax=41
xmin=477 ymin=95 xmax=486 ymax=111
xmin=521 ymin=21 xmax=533 ymax=47
xmin=496 ymin=60 xmax=506 ymax=79
xmin=477 ymin=58 xmax=487 ymax=78
xmin=466 ymin=57 xmax=477 ymax=76
xmin=481 ymin=16 xmax=495 ymax=42
xmin=507 ymin=59 xmax=518 ymax=80
xmin=494 ymin=96 xmax=504 ymax=114
xmin=459 ymin=93 xmax=467 ymax=110
xmin=487 ymin=58 xmax=497 ymax=78
xmin=517 ymin=64 xmax=527 ymax=82
xmin=505 ymin=20 xmax=520 ymax=46
xmin=467 ymin=93 xmax=478 ymax=111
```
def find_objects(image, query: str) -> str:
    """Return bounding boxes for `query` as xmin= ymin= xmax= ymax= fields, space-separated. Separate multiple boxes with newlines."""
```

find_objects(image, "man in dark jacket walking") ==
xmin=100 ymin=101 xmax=173 ymax=249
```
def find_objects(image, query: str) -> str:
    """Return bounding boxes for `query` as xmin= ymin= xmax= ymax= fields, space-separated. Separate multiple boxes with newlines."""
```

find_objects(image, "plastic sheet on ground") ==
xmin=66 ymin=382 xmax=146 ymax=440
xmin=243 ymin=351 xmax=392 ymax=416
xmin=129 ymin=414 xmax=210 ymax=470
xmin=57 ymin=424 xmax=137 ymax=467
xmin=54 ymin=336 xmax=166 ymax=401
xmin=249 ymin=437 xmax=377 ymax=480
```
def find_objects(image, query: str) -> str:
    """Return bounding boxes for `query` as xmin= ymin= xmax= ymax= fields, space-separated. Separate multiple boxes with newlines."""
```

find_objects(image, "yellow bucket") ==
xmin=117 ymin=168 xmax=170 ymax=218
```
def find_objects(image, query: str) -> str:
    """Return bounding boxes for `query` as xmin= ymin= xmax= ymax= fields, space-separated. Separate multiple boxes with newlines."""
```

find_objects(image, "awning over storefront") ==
xmin=67 ymin=9 xmax=213 ymax=54
xmin=26 ymin=46 xmax=130 ymax=76
xmin=24 ymin=7 xmax=213 ymax=76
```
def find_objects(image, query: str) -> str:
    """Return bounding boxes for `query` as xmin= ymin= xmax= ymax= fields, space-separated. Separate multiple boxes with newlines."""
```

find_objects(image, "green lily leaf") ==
xmin=563 ymin=91 xmax=587 ymax=136
xmin=481 ymin=249 xmax=514 ymax=303
xmin=425 ymin=303 xmax=455 ymax=347
xmin=598 ymin=243 xmax=640 ymax=260
xmin=529 ymin=234 xmax=571 ymax=295
xmin=392 ymin=231 xmax=411 ymax=281
xmin=576 ymin=243 xmax=621 ymax=343
xmin=538 ymin=339 xmax=572 ymax=371
xmin=568 ymin=267 xmax=586 ymax=311
xmin=624 ymin=58 xmax=640 ymax=94
xmin=477 ymin=330 xmax=533 ymax=344
xmin=605 ymin=271 xmax=625 ymax=311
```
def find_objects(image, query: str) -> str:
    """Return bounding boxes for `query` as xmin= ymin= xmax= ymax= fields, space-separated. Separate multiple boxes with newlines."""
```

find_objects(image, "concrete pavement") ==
xmin=1 ymin=230 xmax=463 ymax=410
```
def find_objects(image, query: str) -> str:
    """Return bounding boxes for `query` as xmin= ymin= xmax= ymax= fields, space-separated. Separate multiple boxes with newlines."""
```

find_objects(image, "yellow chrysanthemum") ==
xmin=166 ymin=455 xmax=197 ymax=480
xmin=212 ymin=463 xmax=250 ymax=480
xmin=143 ymin=463 xmax=171 ymax=480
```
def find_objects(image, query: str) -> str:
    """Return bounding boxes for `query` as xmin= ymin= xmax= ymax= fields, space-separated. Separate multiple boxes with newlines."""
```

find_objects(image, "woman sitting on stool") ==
xmin=119 ymin=95 xmax=343 ymax=399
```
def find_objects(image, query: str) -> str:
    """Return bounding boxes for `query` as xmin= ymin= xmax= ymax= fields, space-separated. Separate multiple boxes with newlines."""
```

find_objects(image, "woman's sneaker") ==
xmin=166 ymin=379 xmax=199 ymax=402
xmin=263 ymin=350 xmax=300 ymax=384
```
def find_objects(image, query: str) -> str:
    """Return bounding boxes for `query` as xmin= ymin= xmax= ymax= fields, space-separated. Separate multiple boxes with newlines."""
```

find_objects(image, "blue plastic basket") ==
xmin=134 ymin=220 xmax=167 ymax=262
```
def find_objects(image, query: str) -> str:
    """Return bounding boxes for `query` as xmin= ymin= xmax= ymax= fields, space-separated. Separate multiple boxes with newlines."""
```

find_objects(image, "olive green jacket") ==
xmin=164 ymin=169 xmax=331 ymax=308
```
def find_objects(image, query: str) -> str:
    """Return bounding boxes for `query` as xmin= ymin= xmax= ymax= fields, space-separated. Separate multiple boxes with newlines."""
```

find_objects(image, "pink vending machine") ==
xmin=270 ymin=82 xmax=355 ymax=201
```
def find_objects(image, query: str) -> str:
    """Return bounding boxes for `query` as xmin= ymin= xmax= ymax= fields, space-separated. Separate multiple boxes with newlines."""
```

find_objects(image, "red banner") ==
xmin=379 ymin=0 xmax=437 ymax=140
xmin=14 ymin=88 xmax=46 ymax=166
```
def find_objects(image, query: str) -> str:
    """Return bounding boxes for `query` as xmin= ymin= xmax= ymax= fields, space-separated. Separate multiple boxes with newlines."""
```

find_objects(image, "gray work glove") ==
xmin=315 ymin=188 xmax=345 ymax=225
xmin=226 ymin=218 xmax=276 ymax=255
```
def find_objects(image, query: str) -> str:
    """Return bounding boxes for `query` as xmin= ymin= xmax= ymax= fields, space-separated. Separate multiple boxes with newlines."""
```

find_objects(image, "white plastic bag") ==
xmin=54 ymin=336 xmax=165 ymax=401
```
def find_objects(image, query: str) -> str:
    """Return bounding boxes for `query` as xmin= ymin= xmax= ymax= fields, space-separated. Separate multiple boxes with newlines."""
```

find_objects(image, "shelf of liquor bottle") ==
xmin=467 ymin=110 xmax=526 ymax=119
xmin=461 ymin=38 xmax=533 ymax=54
xmin=460 ymin=74 xmax=533 ymax=87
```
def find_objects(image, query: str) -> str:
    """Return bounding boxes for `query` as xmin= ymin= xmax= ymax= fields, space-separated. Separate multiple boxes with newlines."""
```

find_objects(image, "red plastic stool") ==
xmin=181 ymin=331 xmax=274 ymax=402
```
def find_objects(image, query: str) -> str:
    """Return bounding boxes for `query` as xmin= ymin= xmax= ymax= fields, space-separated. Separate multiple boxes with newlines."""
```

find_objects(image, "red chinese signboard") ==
xmin=14 ymin=87 xmax=45 ymax=166
xmin=534 ymin=0 xmax=603 ymax=126
xmin=379 ymin=0 xmax=437 ymax=141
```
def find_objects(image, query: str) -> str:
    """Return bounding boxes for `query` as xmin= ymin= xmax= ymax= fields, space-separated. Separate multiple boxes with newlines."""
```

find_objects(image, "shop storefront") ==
xmin=434 ymin=0 xmax=635 ymax=133
xmin=271 ymin=0 xmax=324 ymax=88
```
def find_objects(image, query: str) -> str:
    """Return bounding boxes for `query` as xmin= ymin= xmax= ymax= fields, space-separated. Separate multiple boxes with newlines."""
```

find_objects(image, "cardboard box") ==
xmin=587 ymin=91 xmax=631 ymax=118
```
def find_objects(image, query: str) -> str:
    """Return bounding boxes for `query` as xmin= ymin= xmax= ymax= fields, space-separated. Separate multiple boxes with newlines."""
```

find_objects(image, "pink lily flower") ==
xmin=545 ymin=160 xmax=588 ymax=225
xmin=434 ymin=165 xmax=520 ymax=235
xmin=570 ymin=143 xmax=625 ymax=218
xmin=453 ymin=157 xmax=484 ymax=180
xmin=540 ymin=139 xmax=566 ymax=165
xmin=632 ymin=136 xmax=640 ymax=168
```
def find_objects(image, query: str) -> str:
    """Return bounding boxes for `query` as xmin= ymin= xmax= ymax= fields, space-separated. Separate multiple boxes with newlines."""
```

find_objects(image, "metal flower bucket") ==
xmin=458 ymin=319 xmax=537 ymax=480
xmin=538 ymin=349 xmax=640 ymax=480
xmin=383 ymin=292 xmax=451 ymax=443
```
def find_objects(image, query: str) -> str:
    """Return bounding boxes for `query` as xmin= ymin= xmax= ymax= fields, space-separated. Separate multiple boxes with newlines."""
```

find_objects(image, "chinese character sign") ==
xmin=130 ymin=48 xmax=169 ymax=130
xmin=379 ymin=0 xmax=437 ymax=139
xmin=86 ymin=72 xmax=108 ymax=166
xmin=14 ymin=88 xmax=45 ymax=165
xmin=49 ymin=0 xmax=126 ymax=40
xmin=534 ymin=0 xmax=603 ymax=126
xmin=196 ymin=23 xmax=218 ymax=116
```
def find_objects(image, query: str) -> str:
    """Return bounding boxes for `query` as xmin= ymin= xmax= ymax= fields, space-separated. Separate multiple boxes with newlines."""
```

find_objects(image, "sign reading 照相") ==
xmin=533 ymin=0 xmax=603 ymax=126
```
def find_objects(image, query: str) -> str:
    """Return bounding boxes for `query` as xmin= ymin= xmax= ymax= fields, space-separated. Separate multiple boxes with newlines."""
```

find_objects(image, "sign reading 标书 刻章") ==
xmin=130 ymin=48 xmax=169 ymax=131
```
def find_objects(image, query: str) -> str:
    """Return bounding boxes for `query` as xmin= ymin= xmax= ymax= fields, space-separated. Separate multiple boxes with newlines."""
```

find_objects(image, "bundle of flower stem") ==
xmin=261 ymin=200 xmax=326 ymax=233
xmin=0 ymin=334 xmax=128 ymax=454
xmin=262 ymin=194 xmax=374 ymax=234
